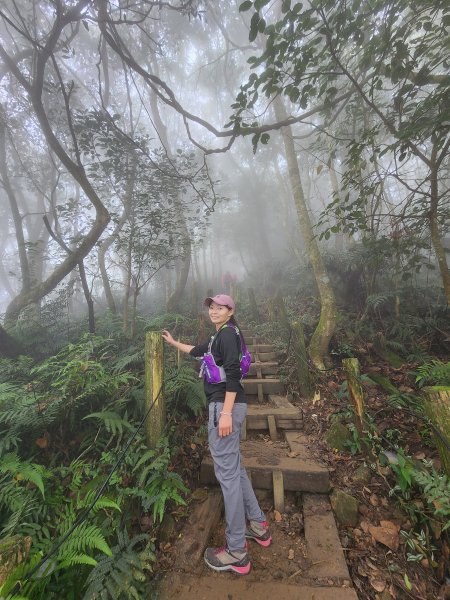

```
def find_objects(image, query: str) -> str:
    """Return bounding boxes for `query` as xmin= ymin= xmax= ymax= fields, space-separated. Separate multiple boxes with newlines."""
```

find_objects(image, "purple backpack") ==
xmin=199 ymin=324 xmax=251 ymax=384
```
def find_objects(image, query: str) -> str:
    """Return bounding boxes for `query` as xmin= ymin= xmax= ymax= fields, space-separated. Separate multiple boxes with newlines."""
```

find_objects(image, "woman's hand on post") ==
xmin=161 ymin=330 xmax=174 ymax=345
xmin=218 ymin=414 xmax=232 ymax=437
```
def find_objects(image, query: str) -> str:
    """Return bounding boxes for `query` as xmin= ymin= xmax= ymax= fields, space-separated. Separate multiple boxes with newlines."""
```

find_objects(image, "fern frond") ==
xmin=83 ymin=411 xmax=133 ymax=437
xmin=111 ymin=346 xmax=144 ymax=373
xmin=58 ymin=553 xmax=98 ymax=568
xmin=57 ymin=521 xmax=112 ymax=560
xmin=82 ymin=531 xmax=153 ymax=600
xmin=76 ymin=490 xmax=121 ymax=515
xmin=0 ymin=453 xmax=47 ymax=497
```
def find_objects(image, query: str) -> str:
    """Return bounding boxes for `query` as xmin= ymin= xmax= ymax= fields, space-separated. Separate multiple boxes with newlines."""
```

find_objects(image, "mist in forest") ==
xmin=0 ymin=0 xmax=448 ymax=354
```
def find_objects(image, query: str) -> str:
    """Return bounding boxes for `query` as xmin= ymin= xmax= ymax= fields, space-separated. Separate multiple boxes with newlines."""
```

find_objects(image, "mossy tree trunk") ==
xmin=423 ymin=386 xmax=450 ymax=476
xmin=275 ymin=98 xmax=337 ymax=369
xmin=291 ymin=320 xmax=314 ymax=398
xmin=342 ymin=358 xmax=366 ymax=441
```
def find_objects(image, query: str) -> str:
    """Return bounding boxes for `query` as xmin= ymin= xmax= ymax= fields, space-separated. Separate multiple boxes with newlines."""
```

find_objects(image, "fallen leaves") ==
xmin=274 ymin=510 xmax=282 ymax=522
xmin=368 ymin=520 xmax=400 ymax=551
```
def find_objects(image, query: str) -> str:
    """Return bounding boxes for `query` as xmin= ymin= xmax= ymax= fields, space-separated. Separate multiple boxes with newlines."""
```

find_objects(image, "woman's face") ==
xmin=208 ymin=302 xmax=234 ymax=330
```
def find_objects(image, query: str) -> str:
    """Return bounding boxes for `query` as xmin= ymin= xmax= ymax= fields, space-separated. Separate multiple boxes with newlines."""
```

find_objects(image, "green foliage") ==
xmin=414 ymin=360 xmax=450 ymax=387
xmin=0 ymin=453 xmax=50 ymax=536
xmin=165 ymin=364 xmax=207 ymax=418
xmin=0 ymin=335 xmax=137 ymax=460
xmin=384 ymin=449 xmax=416 ymax=494
xmin=0 ymin=323 xmax=196 ymax=599
xmin=83 ymin=411 xmax=133 ymax=437
xmin=82 ymin=530 xmax=155 ymax=600
xmin=130 ymin=438 xmax=188 ymax=521
xmin=413 ymin=468 xmax=450 ymax=527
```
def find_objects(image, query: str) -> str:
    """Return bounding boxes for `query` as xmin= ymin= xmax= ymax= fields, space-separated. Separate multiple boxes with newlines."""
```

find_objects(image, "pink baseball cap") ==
xmin=204 ymin=294 xmax=235 ymax=310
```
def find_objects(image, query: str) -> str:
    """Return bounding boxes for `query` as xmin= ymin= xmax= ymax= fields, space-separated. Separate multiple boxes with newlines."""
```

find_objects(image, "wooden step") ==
xmin=303 ymin=493 xmax=351 ymax=580
xmin=160 ymin=574 xmax=358 ymax=600
xmin=248 ymin=344 xmax=275 ymax=353
xmin=253 ymin=351 xmax=277 ymax=362
xmin=242 ymin=378 xmax=285 ymax=395
xmin=248 ymin=361 xmax=278 ymax=376
xmin=200 ymin=440 xmax=329 ymax=493
xmin=246 ymin=405 xmax=302 ymax=430
xmin=170 ymin=489 xmax=223 ymax=573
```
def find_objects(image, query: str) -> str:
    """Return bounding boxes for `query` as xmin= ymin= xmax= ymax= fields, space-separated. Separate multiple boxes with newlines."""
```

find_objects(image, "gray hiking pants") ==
xmin=208 ymin=401 xmax=265 ymax=553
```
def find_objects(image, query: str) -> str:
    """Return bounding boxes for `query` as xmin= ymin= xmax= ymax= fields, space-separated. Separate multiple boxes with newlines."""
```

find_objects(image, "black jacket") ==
xmin=190 ymin=326 xmax=246 ymax=404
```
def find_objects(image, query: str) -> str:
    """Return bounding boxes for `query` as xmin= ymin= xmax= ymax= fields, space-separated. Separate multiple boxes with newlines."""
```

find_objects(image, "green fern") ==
xmin=414 ymin=360 xmax=450 ymax=387
xmin=82 ymin=530 xmax=155 ymax=600
xmin=165 ymin=364 xmax=206 ymax=417
xmin=413 ymin=468 xmax=450 ymax=524
xmin=111 ymin=346 xmax=144 ymax=373
xmin=0 ymin=453 xmax=47 ymax=497
xmin=83 ymin=411 xmax=133 ymax=437
xmin=143 ymin=313 xmax=191 ymax=332
xmin=145 ymin=471 xmax=188 ymax=523
xmin=57 ymin=521 xmax=112 ymax=564
xmin=0 ymin=454 xmax=50 ymax=536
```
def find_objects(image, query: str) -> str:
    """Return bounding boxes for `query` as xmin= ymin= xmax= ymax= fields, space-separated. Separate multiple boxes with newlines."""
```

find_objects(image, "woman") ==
xmin=162 ymin=293 xmax=271 ymax=575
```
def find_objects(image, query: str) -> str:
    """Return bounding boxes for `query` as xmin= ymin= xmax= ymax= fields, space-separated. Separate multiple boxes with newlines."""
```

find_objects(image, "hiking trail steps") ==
xmin=159 ymin=330 xmax=357 ymax=600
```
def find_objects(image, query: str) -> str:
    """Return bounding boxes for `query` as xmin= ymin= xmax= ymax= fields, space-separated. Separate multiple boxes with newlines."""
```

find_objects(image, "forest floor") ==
xmin=152 ymin=355 xmax=448 ymax=600
xmin=294 ymin=356 xmax=449 ymax=600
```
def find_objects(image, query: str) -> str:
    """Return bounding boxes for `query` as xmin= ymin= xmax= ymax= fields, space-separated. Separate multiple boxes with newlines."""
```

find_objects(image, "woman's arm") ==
xmin=218 ymin=391 xmax=237 ymax=437
xmin=161 ymin=330 xmax=194 ymax=354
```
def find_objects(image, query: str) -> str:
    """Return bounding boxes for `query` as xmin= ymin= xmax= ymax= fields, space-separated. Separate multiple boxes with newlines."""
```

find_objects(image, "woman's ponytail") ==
xmin=228 ymin=315 xmax=246 ymax=346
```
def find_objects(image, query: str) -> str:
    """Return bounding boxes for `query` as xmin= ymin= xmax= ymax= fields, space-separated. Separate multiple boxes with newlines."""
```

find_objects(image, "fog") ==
xmin=0 ymin=0 xmax=448 ymax=340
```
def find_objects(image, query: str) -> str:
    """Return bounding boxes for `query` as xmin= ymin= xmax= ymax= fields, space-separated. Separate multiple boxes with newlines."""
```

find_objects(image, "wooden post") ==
xmin=423 ymin=386 xmax=450 ymax=476
xmin=267 ymin=415 xmax=278 ymax=441
xmin=342 ymin=358 xmax=365 ymax=439
xmin=273 ymin=470 xmax=285 ymax=513
xmin=291 ymin=320 xmax=314 ymax=399
xmin=145 ymin=332 xmax=165 ymax=449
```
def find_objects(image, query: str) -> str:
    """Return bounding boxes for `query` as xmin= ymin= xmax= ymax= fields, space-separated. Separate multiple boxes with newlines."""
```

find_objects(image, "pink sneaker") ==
xmin=245 ymin=520 xmax=272 ymax=547
xmin=204 ymin=546 xmax=251 ymax=575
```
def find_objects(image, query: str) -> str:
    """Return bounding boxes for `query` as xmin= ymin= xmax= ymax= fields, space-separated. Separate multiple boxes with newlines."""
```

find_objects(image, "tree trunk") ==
xmin=423 ymin=387 xmax=450 ymax=476
xmin=275 ymin=98 xmax=337 ymax=369
xmin=0 ymin=324 xmax=25 ymax=358
xmin=1 ymin=38 xmax=110 ymax=325
xmin=429 ymin=150 xmax=450 ymax=305
xmin=43 ymin=215 xmax=96 ymax=333
xmin=0 ymin=110 xmax=31 ymax=293
xmin=166 ymin=234 xmax=191 ymax=313
xmin=97 ymin=163 xmax=135 ymax=315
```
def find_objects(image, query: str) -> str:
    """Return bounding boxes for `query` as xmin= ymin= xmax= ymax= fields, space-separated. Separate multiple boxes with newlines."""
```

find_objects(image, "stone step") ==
xmin=248 ymin=361 xmax=279 ymax=376
xmin=246 ymin=404 xmax=302 ymax=430
xmin=160 ymin=574 xmax=358 ymax=600
xmin=200 ymin=439 xmax=329 ymax=493
xmin=242 ymin=378 xmax=285 ymax=395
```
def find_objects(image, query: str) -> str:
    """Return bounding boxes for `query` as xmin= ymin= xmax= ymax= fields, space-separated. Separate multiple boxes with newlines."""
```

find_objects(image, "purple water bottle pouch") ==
xmin=199 ymin=324 xmax=251 ymax=384
xmin=199 ymin=352 xmax=226 ymax=384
